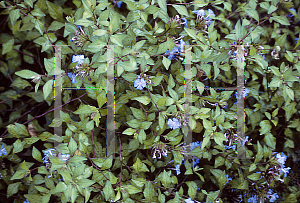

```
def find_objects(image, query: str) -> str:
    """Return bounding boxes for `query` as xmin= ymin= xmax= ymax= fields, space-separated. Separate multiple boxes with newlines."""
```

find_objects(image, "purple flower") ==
xmin=117 ymin=1 xmax=122 ymax=8
xmin=68 ymin=73 xmax=77 ymax=83
xmin=167 ymin=118 xmax=181 ymax=129
xmin=72 ymin=55 xmax=84 ymax=65
xmin=134 ymin=75 xmax=146 ymax=90
xmin=0 ymin=145 xmax=7 ymax=156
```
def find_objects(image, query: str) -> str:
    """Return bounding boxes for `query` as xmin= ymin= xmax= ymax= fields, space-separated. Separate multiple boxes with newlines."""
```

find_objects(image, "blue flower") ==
xmin=134 ymin=75 xmax=147 ymax=90
xmin=225 ymin=145 xmax=236 ymax=150
xmin=0 ymin=145 xmax=7 ymax=156
xmin=193 ymin=9 xmax=205 ymax=18
xmin=78 ymin=25 xmax=82 ymax=30
xmin=72 ymin=55 xmax=84 ymax=65
xmin=68 ymin=73 xmax=77 ymax=83
xmin=276 ymin=153 xmax=287 ymax=166
xmin=60 ymin=154 xmax=70 ymax=162
xmin=279 ymin=166 xmax=291 ymax=177
xmin=23 ymin=199 xmax=30 ymax=203
xmin=181 ymin=17 xmax=188 ymax=28
xmin=288 ymin=8 xmax=296 ymax=17
xmin=42 ymin=148 xmax=55 ymax=164
xmin=295 ymin=38 xmax=299 ymax=45
xmin=248 ymin=195 xmax=258 ymax=203
xmin=175 ymin=164 xmax=181 ymax=175
xmin=167 ymin=118 xmax=181 ymax=130
xmin=193 ymin=158 xmax=200 ymax=166
xmin=226 ymin=174 xmax=232 ymax=183
xmin=267 ymin=189 xmax=279 ymax=202
xmin=207 ymin=9 xmax=215 ymax=19
xmin=185 ymin=198 xmax=194 ymax=203
xmin=117 ymin=1 xmax=122 ymax=8
xmin=190 ymin=141 xmax=202 ymax=151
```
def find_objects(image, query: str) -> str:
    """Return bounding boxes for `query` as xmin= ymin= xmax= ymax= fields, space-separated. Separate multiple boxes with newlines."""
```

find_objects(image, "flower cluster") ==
xmin=42 ymin=148 xmax=70 ymax=164
xmin=0 ymin=145 xmax=7 ymax=156
xmin=167 ymin=118 xmax=181 ymax=130
xmin=193 ymin=8 xmax=215 ymax=29
xmin=168 ymin=15 xmax=188 ymax=28
xmin=152 ymin=141 xmax=168 ymax=159
xmin=70 ymin=55 xmax=93 ymax=81
xmin=266 ymin=189 xmax=279 ymax=202
xmin=70 ymin=25 xmax=89 ymax=47
xmin=164 ymin=37 xmax=185 ymax=61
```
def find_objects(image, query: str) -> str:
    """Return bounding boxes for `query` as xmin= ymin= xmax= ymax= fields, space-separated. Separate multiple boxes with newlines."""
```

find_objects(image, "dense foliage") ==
xmin=0 ymin=0 xmax=300 ymax=202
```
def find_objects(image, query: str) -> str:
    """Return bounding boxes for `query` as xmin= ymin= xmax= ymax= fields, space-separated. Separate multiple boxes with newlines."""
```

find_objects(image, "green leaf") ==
xmin=186 ymin=181 xmax=197 ymax=199
xmin=68 ymin=138 xmax=77 ymax=155
xmin=32 ymin=146 xmax=43 ymax=162
xmin=93 ymin=29 xmax=107 ymax=36
xmin=271 ymin=16 xmax=290 ymax=25
xmin=259 ymin=120 xmax=271 ymax=135
xmin=46 ymin=1 xmax=63 ymax=21
xmin=2 ymin=38 xmax=14 ymax=55
xmin=162 ymin=56 xmax=171 ymax=70
xmin=97 ymin=90 xmax=106 ymax=108
xmin=48 ymin=118 xmax=62 ymax=127
xmin=43 ymin=80 xmax=53 ymax=100
xmin=103 ymin=180 xmax=114 ymax=201
xmin=13 ymin=139 xmax=24 ymax=153
xmin=172 ymin=5 xmax=189 ymax=16
xmin=214 ymin=132 xmax=227 ymax=147
xmin=247 ymin=173 xmax=261 ymax=181
xmin=132 ymin=157 xmax=149 ymax=173
xmin=7 ymin=182 xmax=21 ymax=198
xmin=158 ymin=0 xmax=167 ymax=13
xmin=254 ymin=141 xmax=263 ymax=163
xmin=133 ymin=96 xmax=151 ymax=105
xmin=77 ymin=179 xmax=95 ymax=188
xmin=31 ymin=8 xmax=46 ymax=17
xmin=267 ymin=5 xmax=277 ymax=14
xmin=74 ymin=105 xmax=97 ymax=114
xmin=246 ymin=9 xmax=259 ymax=22
xmin=15 ymin=70 xmax=39 ymax=79
xmin=48 ymin=21 xmax=64 ymax=31
xmin=264 ymin=133 xmax=276 ymax=149
xmin=168 ymin=86 xmax=178 ymax=100
xmin=9 ymin=9 xmax=20 ymax=25
xmin=286 ymin=87 xmax=294 ymax=101
xmin=184 ymin=27 xmax=198 ymax=40
xmin=159 ymin=112 xmax=165 ymax=130
xmin=138 ymin=129 xmax=146 ymax=144
xmin=123 ymin=128 xmax=136 ymax=135
xmin=10 ymin=170 xmax=28 ymax=180
xmin=235 ymin=20 xmax=242 ymax=40
xmin=110 ymin=34 xmax=127 ymax=46
xmin=130 ymin=107 xmax=146 ymax=120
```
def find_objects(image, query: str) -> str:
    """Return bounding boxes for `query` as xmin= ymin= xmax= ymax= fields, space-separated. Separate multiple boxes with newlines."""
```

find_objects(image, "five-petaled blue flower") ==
xmin=248 ymin=195 xmax=258 ymax=203
xmin=267 ymin=189 xmax=279 ymax=202
xmin=68 ymin=73 xmax=77 ymax=83
xmin=23 ymin=199 xmax=30 ymax=203
xmin=185 ymin=198 xmax=194 ymax=203
xmin=0 ymin=145 xmax=7 ymax=156
xmin=167 ymin=118 xmax=181 ymax=129
xmin=226 ymin=174 xmax=232 ymax=183
xmin=72 ymin=55 xmax=84 ymax=65
xmin=276 ymin=153 xmax=287 ymax=166
xmin=134 ymin=75 xmax=147 ymax=90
